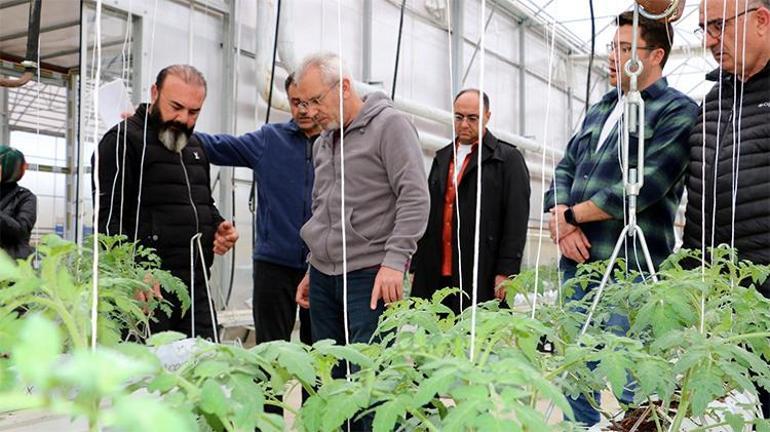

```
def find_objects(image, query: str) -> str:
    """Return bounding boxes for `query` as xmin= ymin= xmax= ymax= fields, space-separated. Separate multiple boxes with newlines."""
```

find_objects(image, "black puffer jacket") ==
xmin=683 ymin=61 xmax=770 ymax=295
xmin=93 ymin=104 xmax=224 ymax=292
xmin=0 ymin=182 xmax=37 ymax=260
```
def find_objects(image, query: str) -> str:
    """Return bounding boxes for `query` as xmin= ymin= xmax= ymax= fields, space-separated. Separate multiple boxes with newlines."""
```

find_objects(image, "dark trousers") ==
xmin=308 ymin=265 xmax=384 ymax=431
xmin=252 ymin=260 xmax=312 ymax=420
xmin=252 ymin=260 xmax=311 ymax=345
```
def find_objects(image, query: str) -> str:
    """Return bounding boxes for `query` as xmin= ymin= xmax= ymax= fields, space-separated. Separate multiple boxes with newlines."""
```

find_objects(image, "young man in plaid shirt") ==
xmin=543 ymin=12 xmax=698 ymax=426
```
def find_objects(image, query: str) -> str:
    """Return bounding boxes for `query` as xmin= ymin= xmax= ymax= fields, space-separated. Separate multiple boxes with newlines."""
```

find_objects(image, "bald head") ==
xmin=700 ymin=0 xmax=770 ymax=79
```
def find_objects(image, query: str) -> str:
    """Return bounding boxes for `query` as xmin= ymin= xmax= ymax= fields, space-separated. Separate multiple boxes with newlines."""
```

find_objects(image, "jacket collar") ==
xmin=599 ymin=77 xmax=669 ymax=104
xmin=706 ymin=58 xmax=770 ymax=83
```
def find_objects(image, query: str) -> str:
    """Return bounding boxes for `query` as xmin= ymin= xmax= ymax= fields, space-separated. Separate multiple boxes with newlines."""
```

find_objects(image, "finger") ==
xmin=370 ymin=281 xmax=381 ymax=310
xmin=575 ymin=239 xmax=590 ymax=260
xmin=579 ymin=230 xmax=592 ymax=248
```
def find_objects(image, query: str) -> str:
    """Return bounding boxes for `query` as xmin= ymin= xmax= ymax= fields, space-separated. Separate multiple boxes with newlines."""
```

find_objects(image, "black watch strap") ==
xmin=565 ymin=207 xmax=579 ymax=226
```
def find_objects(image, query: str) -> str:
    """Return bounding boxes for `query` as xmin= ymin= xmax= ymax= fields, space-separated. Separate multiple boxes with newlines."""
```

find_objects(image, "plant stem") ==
xmin=669 ymin=370 xmax=693 ymax=432
xmin=726 ymin=332 xmax=770 ymax=343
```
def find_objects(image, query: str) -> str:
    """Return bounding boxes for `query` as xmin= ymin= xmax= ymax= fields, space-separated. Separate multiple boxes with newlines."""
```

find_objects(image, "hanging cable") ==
xmin=531 ymin=19 xmax=558 ymax=319
xmin=469 ymin=0 xmax=486 ymax=363
xmin=444 ymin=0 xmax=465 ymax=314
xmin=585 ymin=0 xmax=596 ymax=113
xmin=391 ymin=0 xmax=407 ymax=100
xmin=222 ymin=0 xmax=244 ymax=309
xmin=248 ymin=0 xmax=282 ymax=302
xmin=90 ymin=0 xmax=104 ymax=350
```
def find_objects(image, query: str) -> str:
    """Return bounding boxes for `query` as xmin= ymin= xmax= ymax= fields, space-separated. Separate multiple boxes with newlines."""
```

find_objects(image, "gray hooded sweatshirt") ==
xmin=300 ymin=91 xmax=429 ymax=276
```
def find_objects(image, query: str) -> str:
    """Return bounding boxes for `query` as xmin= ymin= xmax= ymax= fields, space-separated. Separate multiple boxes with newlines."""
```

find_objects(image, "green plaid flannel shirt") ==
xmin=544 ymin=78 xmax=698 ymax=271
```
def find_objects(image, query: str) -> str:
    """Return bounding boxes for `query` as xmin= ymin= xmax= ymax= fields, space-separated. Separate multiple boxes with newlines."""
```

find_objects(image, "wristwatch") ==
xmin=564 ymin=206 xmax=579 ymax=226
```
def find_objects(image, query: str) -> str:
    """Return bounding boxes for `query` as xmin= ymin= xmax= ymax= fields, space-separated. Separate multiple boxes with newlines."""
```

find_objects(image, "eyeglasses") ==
xmin=292 ymin=81 xmax=339 ymax=110
xmin=605 ymin=42 xmax=657 ymax=56
xmin=454 ymin=113 xmax=481 ymax=124
xmin=694 ymin=8 xmax=758 ymax=39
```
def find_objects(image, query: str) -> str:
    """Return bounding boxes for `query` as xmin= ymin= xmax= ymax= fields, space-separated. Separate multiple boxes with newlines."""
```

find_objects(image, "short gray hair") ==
xmin=295 ymin=52 xmax=352 ymax=86
xmin=750 ymin=0 xmax=770 ymax=8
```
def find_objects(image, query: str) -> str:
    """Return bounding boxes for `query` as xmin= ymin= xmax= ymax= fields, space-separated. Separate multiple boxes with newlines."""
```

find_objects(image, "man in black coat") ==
xmin=94 ymin=65 xmax=239 ymax=340
xmin=410 ymin=89 xmax=530 ymax=314
xmin=683 ymin=0 xmax=770 ymax=417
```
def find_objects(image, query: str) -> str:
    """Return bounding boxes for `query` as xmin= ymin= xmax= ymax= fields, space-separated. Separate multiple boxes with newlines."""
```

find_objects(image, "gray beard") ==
xmin=159 ymin=128 xmax=189 ymax=153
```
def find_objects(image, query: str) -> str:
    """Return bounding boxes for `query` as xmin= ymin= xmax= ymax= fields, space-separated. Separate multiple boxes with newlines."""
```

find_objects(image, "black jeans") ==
xmin=252 ymin=260 xmax=312 ymax=421
xmin=252 ymin=260 xmax=312 ymax=345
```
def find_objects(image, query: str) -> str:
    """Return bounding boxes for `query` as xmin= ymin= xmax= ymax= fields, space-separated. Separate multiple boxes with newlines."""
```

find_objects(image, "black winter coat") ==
xmin=411 ymin=132 xmax=531 ymax=311
xmin=0 ymin=182 xmax=37 ymax=260
xmin=93 ymin=104 xmax=224 ymax=306
xmin=683 ymin=61 xmax=770 ymax=295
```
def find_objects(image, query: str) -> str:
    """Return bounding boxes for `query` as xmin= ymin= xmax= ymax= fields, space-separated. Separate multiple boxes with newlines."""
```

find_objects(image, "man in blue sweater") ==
xmin=196 ymin=73 xmax=321 ymax=346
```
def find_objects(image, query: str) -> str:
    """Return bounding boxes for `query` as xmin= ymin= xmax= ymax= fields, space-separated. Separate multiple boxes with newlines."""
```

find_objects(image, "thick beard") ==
xmin=150 ymin=103 xmax=194 ymax=153
xmin=159 ymin=128 xmax=189 ymax=153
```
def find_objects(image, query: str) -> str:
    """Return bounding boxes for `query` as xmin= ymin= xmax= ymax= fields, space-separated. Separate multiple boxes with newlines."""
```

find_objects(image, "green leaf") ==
xmin=597 ymin=352 xmax=629 ymax=398
xmin=107 ymin=395 xmax=196 ymax=432
xmin=146 ymin=331 xmax=187 ymax=347
xmin=724 ymin=412 xmax=745 ymax=431
xmin=412 ymin=367 xmax=456 ymax=407
xmin=11 ymin=314 xmax=62 ymax=386
xmin=199 ymin=378 xmax=230 ymax=418
xmin=147 ymin=372 xmax=177 ymax=393
xmin=688 ymin=368 xmax=725 ymax=416
xmin=194 ymin=359 xmax=231 ymax=379
xmin=373 ymin=397 xmax=407 ymax=432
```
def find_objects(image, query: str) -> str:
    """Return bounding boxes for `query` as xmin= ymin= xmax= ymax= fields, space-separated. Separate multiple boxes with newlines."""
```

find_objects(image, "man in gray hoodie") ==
xmin=294 ymin=52 xmax=429 ymax=360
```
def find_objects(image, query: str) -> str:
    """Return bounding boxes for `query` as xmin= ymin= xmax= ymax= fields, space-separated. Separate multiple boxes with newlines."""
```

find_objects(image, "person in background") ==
xmin=410 ymin=89 xmax=530 ymax=314
xmin=0 ymin=145 xmax=36 ymax=260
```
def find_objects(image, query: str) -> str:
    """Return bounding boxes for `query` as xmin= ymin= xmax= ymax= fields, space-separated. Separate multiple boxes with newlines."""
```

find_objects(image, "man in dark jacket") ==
xmin=0 ymin=146 xmax=36 ymax=260
xmin=94 ymin=64 xmax=238 ymax=340
xmin=410 ymin=89 xmax=530 ymax=314
xmin=195 ymin=72 xmax=320 ymax=346
xmin=684 ymin=0 xmax=770 ymax=417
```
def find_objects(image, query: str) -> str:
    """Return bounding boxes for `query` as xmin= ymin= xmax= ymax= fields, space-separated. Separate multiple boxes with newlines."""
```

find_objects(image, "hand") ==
xmin=494 ymin=274 xmax=508 ymax=300
xmin=370 ymin=266 xmax=404 ymax=309
xmin=558 ymin=229 xmax=591 ymax=263
xmin=296 ymin=273 xmax=310 ymax=309
xmin=213 ymin=221 xmax=239 ymax=255
xmin=549 ymin=205 xmax=577 ymax=242
xmin=136 ymin=273 xmax=163 ymax=313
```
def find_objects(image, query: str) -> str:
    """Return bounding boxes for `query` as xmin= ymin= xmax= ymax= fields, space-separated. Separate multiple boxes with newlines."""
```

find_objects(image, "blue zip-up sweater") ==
xmin=196 ymin=120 xmax=315 ymax=270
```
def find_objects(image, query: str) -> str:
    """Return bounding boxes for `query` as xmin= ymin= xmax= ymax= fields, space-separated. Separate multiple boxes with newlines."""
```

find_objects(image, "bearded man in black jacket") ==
xmin=93 ymin=64 xmax=239 ymax=340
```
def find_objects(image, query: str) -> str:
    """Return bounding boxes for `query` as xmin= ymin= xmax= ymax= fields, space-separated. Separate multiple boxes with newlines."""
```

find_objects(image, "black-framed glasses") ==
xmin=605 ymin=42 xmax=657 ymax=56
xmin=293 ymin=81 xmax=339 ymax=110
xmin=454 ymin=113 xmax=481 ymax=124
xmin=695 ymin=8 xmax=758 ymax=38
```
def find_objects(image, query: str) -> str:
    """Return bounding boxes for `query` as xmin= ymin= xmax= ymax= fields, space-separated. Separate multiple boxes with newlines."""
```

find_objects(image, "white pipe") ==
xmin=254 ymin=0 xmax=564 ymax=160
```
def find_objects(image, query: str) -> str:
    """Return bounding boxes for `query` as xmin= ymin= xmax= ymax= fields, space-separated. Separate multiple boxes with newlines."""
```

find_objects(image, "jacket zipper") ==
xmin=179 ymin=153 xmax=201 ymax=233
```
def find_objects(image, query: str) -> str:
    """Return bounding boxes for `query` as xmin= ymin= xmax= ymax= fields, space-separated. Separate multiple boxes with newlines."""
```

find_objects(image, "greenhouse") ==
xmin=0 ymin=0 xmax=769 ymax=430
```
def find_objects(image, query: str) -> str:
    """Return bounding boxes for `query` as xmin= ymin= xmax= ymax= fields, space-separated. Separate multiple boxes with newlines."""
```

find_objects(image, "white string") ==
xmin=708 ymin=0 xmax=729 ymax=262
xmin=190 ymin=234 xmax=198 ymax=338
xmin=469 ymin=0 xmax=485 ymax=362
xmin=90 ymin=0 xmax=104 ymax=350
xmin=729 ymin=0 xmax=749 ymax=287
xmin=699 ymin=0 xmax=709 ymax=335
xmin=444 ymin=0 xmax=464 ymax=314
xmin=195 ymin=234 xmax=220 ymax=344
xmin=133 ymin=0 xmax=160 ymax=244
xmin=105 ymin=2 xmax=133 ymax=235
xmin=336 ymin=0 xmax=352 ymax=390
xmin=531 ymin=19 xmax=558 ymax=319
